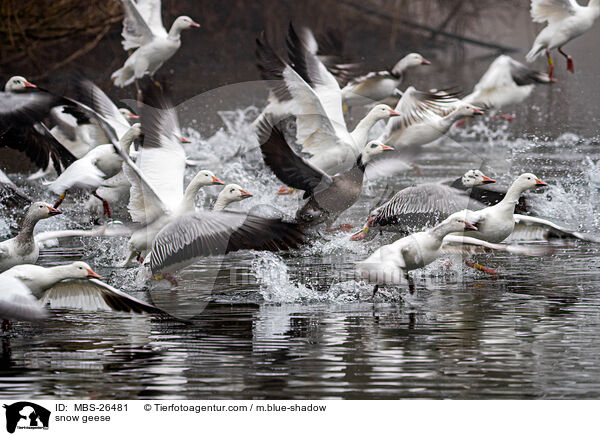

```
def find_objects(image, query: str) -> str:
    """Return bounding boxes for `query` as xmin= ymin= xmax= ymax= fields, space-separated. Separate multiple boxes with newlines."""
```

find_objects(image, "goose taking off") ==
xmin=112 ymin=0 xmax=200 ymax=88
xmin=47 ymin=123 xmax=143 ymax=217
xmin=351 ymin=169 xmax=498 ymax=240
xmin=258 ymin=120 xmax=393 ymax=231
xmin=255 ymin=26 xmax=400 ymax=178
xmin=378 ymin=87 xmax=483 ymax=150
xmin=357 ymin=214 xmax=477 ymax=294
xmin=342 ymin=53 xmax=430 ymax=107
xmin=0 ymin=76 xmax=77 ymax=175
xmin=0 ymin=261 xmax=164 ymax=325
xmin=464 ymin=55 xmax=554 ymax=117
xmin=526 ymin=0 xmax=600 ymax=78
xmin=0 ymin=202 xmax=61 ymax=273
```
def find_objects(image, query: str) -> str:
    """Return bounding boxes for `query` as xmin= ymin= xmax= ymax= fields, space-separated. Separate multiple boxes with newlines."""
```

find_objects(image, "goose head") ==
xmin=171 ymin=16 xmax=201 ymax=32
xmin=443 ymin=213 xmax=478 ymax=233
xmin=366 ymin=104 xmax=401 ymax=122
xmin=217 ymin=184 xmax=253 ymax=205
xmin=391 ymin=53 xmax=430 ymax=75
xmin=26 ymin=201 xmax=61 ymax=221
xmin=118 ymin=108 xmax=139 ymax=123
xmin=461 ymin=170 xmax=496 ymax=187
xmin=65 ymin=261 xmax=101 ymax=279
xmin=120 ymin=123 xmax=142 ymax=150
xmin=453 ymin=103 xmax=484 ymax=119
xmin=5 ymin=76 xmax=36 ymax=92
xmin=512 ymin=173 xmax=547 ymax=192
xmin=191 ymin=170 xmax=224 ymax=187
xmin=360 ymin=141 xmax=394 ymax=164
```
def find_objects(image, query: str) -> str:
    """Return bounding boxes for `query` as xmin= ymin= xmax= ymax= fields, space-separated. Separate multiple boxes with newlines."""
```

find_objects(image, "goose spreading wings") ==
xmin=112 ymin=0 xmax=200 ymax=87
xmin=464 ymin=55 xmax=554 ymax=116
xmin=0 ymin=77 xmax=77 ymax=175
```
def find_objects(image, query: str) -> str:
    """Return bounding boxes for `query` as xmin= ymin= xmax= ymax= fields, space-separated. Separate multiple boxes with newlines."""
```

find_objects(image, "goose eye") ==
xmin=230 ymin=188 xmax=235 ymax=193
xmin=370 ymin=144 xmax=377 ymax=149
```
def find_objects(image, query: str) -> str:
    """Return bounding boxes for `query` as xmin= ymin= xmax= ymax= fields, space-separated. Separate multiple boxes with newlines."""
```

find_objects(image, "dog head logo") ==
xmin=3 ymin=402 xmax=50 ymax=433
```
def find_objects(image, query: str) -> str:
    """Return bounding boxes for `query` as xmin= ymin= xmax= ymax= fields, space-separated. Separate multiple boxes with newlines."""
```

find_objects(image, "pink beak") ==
xmin=190 ymin=21 xmax=201 ymax=28
xmin=239 ymin=189 xmax=253 ymax=199
xmin=179 ymin=136 xmax=192 ymax=144
xmin=464 ymin=222 xmax=478 ymax=231
xmin=481 ymin=175 xmax=496 ymax=184
xmin=212 ymin=175 xmax=224 ymax=185
xmin=421 ymin=58 xmax=431 ymax=65
xmin=128 ymin=113 xmax=139 ymax=120
xmin=86 ymin=268 xmax=101 ymax=279
xmin=47 ymin=206 xmax=61 ymax=216
xmin=389 ymin=109 xmax=402 ymax=117
xmin=473 ymin=108 xmax=485 ymax=115
xmin=380 ymin=144 xmax=394 ymax=151
xmin=24 ymin=81 xmax=37 ymax=88
xmin=535 ymin=178 xmax=547 ymax=186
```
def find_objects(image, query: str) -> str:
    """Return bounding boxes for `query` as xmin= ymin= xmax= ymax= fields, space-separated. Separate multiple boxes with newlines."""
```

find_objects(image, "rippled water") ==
xmin=2 ymin=41 xmax=600 ymax=399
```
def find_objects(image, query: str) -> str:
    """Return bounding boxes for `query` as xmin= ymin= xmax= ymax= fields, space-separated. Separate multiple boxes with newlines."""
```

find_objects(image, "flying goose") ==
xmin=112 ymin=0 xmax=200 ymax=88
xmin=258 ymin=120 xmax=393 ymax=231
xmin=0 ymin=261 xmax=164 ymax=326
xmin=526 ymin=0 xmax=600 ymax=78
xmin=0 ymin=202 xmax=61 ymax=273
xmin=0 ymin=76 xmax=77 ymax=175
xmin=47 ymin=123 xmax=143 ymax=217
xmin=351 ymin=169 xmax=498 ymax=240
xmin=342 ymin=53 xmax=430 ymax=107
xmin=463 ymin=55 xmax=554 ymax=118
xmin=255 ymin=26 xmax=400 ymax=178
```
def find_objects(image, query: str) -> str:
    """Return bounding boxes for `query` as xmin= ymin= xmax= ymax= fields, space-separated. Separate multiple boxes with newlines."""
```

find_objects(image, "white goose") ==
xmin=526 ymin=0 xmax=600 ymax=78
xmin=342 ymin=53 xmax=430 ymax=107
xmin=256 ymin=27 xmax=400 ymax=179
xmin=0 ymin=202 xmax=61 ymax=273
xmin=357 ymin=214 xmax=477 ymax=293
xmin=47 ymin=123 xmax=142 ymax=217
xmin=463 ymin=55 xmax=554 ymax=117
xmin=0 ymin=261 xmax=163 ymax=325
xmin=378 ymin=87 xmax=483 ymax=150
xmin=452 ymin=173 xmax=547 ymax=243
xmin=112 ymin=0 xmax=200 ymax=88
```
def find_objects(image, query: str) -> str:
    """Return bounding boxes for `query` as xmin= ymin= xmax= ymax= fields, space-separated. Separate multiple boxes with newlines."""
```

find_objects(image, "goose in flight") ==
xmin=0 ymin=261 xmax=164 ymax=327
xmin=255 ymin=26 xmax=400 ymax=179
xmin=0 ymin=202 xmax=61 ymax=273
xmin=526 ymin=0 xmax=600 ymax=78
xmin=342 ymin=53 xmax=430 ymax=107
xmin=464 ymin=55 xmax=554 ymax=118
xmin=0 ymin=76 xmax=77 ymax=176
xmin=112 ymin=0 xmax=200 ymax=88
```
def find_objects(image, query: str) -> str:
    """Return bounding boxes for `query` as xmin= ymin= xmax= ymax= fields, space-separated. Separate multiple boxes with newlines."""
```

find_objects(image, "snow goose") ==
xmin=213 ymin=184 xmax=254 ymax=211
xmin=258 ymin=120 xmax=393 ymax=230
xmin=351 ymin=169 xmax=497 ymax=240
xmin=1 ymin=76 xmax=77 ymax=175
xmin=0 ymin=168 xmax=31 ymax=208
xmin=255 ymin=27 xmax=400 ymax=178
xmin=342 ymin=53 xmax=430 ymax=107
xmin=0 ymin=202 xmax=61 ymax=273
xmin=454 ymin=173 xmax=547 ymax=243
xmin=112 ymin=0 xmax=200 ymax=88
xmin=0 ymin=261 xmax=164 ymax=325
xmin=47 ymin=123 xmax=142 ymax=217
xmin=526 ymin=0 xmax=600 ymax=78
xmin=463 ymin=55 xmax=554 ymax=118
xmin=356 ymin=214 xmax=477 ymax=294
xmin=379 ymin=87 xmax=483 ymax=149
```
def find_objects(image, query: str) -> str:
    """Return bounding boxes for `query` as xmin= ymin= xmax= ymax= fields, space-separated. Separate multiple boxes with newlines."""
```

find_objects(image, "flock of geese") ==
xmin=0 ymin=0 xmax=598 ymax=327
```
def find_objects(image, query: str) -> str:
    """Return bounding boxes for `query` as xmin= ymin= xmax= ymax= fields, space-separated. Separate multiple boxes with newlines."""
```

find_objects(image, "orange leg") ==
xmin=558 ymin=47 xmax=574 ymax=73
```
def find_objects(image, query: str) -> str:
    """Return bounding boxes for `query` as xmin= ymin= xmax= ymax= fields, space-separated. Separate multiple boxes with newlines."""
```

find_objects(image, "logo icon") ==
xmin=3 ymin=402 xmax=50 ymax=434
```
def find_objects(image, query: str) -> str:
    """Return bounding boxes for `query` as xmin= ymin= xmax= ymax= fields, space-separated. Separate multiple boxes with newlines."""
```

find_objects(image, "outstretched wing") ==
xmin=40 ymin=278 xmax=165 ymax=314
xmin=119 ymin=0 xmax=163 ymax=50
xmin=0 ymin=275 xmax=47 ymax=321
xmin=513 ymin=214 xmax=600 ymax=242
xmin=531 ymin=0 xmax=579 ymax=24
xmin=149 ymin=210 xmax=305 ymax=273
xmin=257 ymin=119 xmax=333 ymax=195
